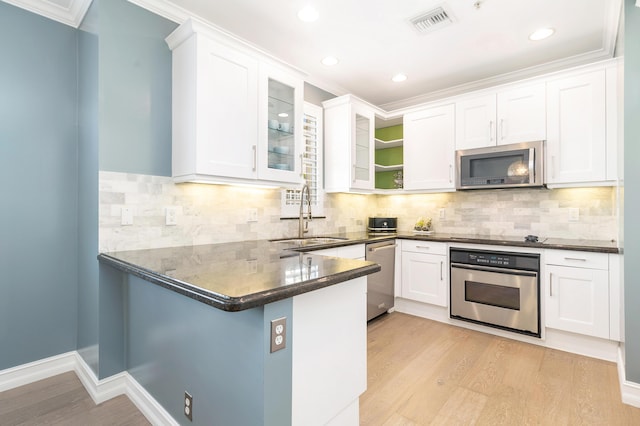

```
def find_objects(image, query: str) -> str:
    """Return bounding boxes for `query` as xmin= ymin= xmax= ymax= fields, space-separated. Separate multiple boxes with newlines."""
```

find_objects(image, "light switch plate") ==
xmin=165 ymin=206 xmax=178 ymax=226
xmin=121 ymin=207 xmax=133 ymax=226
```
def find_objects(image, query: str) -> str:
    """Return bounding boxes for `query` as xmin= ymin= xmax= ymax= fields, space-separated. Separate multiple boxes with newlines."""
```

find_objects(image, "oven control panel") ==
xmin=468 ymin=253 xmax=514 ymax=267
xmin=450 ymin=249 xmax=539 ymax=271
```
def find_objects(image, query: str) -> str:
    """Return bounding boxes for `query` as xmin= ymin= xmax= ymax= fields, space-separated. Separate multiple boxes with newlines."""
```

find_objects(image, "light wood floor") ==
xmin=3 ymin=314 xmax=640 ymax=425
xmin=361 ymin=312 xmax=640 ymax=425
xmin=0 ymin=371 xmax=149 ymax=425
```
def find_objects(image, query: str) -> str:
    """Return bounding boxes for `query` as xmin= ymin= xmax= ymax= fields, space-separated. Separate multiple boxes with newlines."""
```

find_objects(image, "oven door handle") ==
xmin=450 ymin=262 xmax=538 ymax=277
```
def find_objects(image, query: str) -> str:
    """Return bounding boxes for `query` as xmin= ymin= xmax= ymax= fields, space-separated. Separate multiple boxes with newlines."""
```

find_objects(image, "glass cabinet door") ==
xmin=354 ymin=113 xmax=371 ymax=182
xmin=267 ymin=78 xmax=296 ymax=173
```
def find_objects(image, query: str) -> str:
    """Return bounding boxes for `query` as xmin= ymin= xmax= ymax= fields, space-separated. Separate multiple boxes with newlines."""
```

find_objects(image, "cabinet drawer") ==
xmin=545 ymin=250 xmax=608 ymax=270
xmin=401 ymin=240 xmax=447 ymax=255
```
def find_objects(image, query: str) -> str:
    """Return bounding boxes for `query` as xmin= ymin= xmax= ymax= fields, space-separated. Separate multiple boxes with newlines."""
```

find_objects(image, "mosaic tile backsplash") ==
xmin=99 ymin=171 xmax=619 ymax=252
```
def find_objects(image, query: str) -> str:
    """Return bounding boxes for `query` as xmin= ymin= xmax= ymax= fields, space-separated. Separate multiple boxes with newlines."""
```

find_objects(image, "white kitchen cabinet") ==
xmin=400 ymin=241 xmax=448 ymax=306
xmin=545 ymin=250 xmax=610 ymax=339
xmin=546 ymin=70 xmax=607 ymax=185
xmin=166 ymin=19 xmax=303 ymax=186
xmin=292 ymin=276 xmax=367 ymax=426
xmin=323 ymin=95 xmax=375 ymax=192
xmin=403 ymin=104 xmax=455 ymax=191
xmin=455 ymin=83 xmax=546 ymax=150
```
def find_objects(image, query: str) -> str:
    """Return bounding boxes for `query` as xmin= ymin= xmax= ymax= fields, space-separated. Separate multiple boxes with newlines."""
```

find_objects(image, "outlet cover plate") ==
xmin=270 ymin=317 xmax=287 ymax=353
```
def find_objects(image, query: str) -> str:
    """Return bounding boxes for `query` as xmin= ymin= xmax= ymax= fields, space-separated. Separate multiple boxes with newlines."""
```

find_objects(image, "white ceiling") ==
xmin=155 ymin=0 xmax=622 ymax=111
xmin=9 ymin=0 xmax=622 ymax=111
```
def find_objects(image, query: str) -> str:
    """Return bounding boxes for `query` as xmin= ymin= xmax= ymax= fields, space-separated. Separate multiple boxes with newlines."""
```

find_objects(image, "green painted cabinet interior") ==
xmin=375 ymin=124 xmax=403 ymax=190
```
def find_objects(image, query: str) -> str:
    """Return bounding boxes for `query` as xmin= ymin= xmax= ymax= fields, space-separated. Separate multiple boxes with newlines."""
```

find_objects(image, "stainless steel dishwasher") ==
xmin=366 ymin=241 xmax=396 ymax=321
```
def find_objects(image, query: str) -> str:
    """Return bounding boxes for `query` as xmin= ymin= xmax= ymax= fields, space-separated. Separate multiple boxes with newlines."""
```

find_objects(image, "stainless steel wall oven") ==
xmin=450 ymin=248 xmax=541 ymax=337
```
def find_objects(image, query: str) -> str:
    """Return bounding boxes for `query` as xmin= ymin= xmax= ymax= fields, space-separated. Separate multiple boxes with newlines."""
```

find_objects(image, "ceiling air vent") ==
xmin=410 ymin=5 xmax=455 ymax=34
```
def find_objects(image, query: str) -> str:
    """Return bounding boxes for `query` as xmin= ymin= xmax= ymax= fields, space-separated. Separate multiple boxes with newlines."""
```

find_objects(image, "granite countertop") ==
xmin=98 ymin=231 xmax=620 ymax=313
xmin=98 ymin=240 xmax=380 ymax=312
xmin=281 ymin=231 xmax=620 ymax=254
xmin=392 ymin=232 xmax=621 ymax=254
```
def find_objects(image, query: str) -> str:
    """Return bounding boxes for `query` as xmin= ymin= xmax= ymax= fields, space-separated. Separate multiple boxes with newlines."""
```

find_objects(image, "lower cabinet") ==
xmin=292 ymin=276 xmax=367 ymax=425
xmin=545 ymin=251 xmax=611 ymax=339
xmin=400 ymin=241 xmax=448 ymax=307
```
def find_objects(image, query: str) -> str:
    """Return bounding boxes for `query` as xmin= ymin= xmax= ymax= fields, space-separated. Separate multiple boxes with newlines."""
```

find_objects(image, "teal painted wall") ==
xmin=97 ymin=272 xmax=293 ymax=425
xmin=0 ymin=3 xmax=79 ymax=369
xmin=624 ymin=0 xmax=640 ymax=382
xmin=74 ymin=0 xmax=177 ymax=373
xmin=76 ymin=1 xmax=100 ymax=374
xmin=98 ymin=0 xmax=176 ymax=176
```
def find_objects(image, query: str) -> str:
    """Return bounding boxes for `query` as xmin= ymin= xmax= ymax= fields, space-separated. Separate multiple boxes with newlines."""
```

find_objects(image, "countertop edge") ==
xmin=394 ymin=234 xmax=621 ymax=254
xmin=98 ymin=253 xmax=381 ymax=312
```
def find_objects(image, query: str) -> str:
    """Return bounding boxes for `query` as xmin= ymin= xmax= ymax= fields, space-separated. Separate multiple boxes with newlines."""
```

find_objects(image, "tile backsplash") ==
xmin=99 ymin=171 xmax=619 ymax=252
xmin=376 ymin=186 xmax=618 ymax=241
xmin=99 ymin=171 xmax=375 ymax=251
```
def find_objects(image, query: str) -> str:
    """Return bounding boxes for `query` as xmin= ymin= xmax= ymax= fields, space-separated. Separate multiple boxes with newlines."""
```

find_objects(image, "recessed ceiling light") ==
xmin=297 ymin=6 xmax=319 ymax=22
xmin=392 ymin=73 xmax=407 ymax=82
xmin=321 ymin=56 xmax=339 ymax=66
xmin=529 ymin=27 xmax=555 ymax=41
xmin=278 ymin=112 xmax=289 ymax=118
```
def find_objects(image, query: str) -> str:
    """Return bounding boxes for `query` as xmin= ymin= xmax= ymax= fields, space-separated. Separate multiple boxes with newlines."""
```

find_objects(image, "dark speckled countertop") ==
xmin=98 ymin=231 xmax=620 ymax=312
xmin=98 ymin=240 xmax=381 ymax=312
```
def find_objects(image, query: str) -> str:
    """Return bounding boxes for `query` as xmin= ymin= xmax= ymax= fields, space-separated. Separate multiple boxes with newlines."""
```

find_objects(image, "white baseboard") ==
xmin=0 ymin=351 xmax=77 ymax=392
xmin=617 ymin=347 xmax=640 ymax=408
xmin=125 ymin=372 xmax=180 ymax=426
xmin=0 ymin=351 xmax=178 ymax=425
xmin=73 ymin=353 xmax=128 ymax=405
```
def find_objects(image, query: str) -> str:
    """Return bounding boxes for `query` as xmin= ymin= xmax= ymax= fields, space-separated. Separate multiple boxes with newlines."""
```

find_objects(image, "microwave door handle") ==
xmin=529 ymin=147 xmax=535 ymax=183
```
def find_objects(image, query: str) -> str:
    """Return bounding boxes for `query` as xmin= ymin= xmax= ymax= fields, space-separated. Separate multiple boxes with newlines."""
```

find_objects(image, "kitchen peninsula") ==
xmin=98 ymin=239 xmax=380 ymax=425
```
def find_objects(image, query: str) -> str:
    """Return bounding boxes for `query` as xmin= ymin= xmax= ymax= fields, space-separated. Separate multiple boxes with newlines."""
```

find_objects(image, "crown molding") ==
xmin=126 ymin=0 xmax=186 ymax=24
xmin=3 ymin=0 xmax=92 ymax=28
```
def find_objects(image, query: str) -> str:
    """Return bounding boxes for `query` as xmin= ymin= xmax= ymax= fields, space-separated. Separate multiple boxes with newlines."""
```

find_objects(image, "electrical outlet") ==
xmin=246 ymin=208 xmax=258 ymax=223
xmin=165 ymin=206 xmax=178 ymax=226
xmin=439 ymin=208 xmax=446 ymax=220
xmin=121 ymin=207 xmax=133 ymax=226
xmin=184 ymin=391 xmax=193 ymax=421
xmin=270 ymin=317 xmax=287 ymax=353
xmin=568 ymin=207 xmax=580 ymax=222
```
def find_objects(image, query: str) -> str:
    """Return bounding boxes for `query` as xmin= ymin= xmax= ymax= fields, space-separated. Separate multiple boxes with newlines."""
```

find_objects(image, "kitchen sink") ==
xmin=270 ymin=236 xmax=348 ymax=245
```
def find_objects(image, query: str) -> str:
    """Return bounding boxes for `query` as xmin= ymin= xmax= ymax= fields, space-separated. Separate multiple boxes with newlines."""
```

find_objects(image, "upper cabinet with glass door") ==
xmin=258 ymin=63 xmax=304 ymax=184
xmin=166 ymin=19 xmax=303 ymax=187
xmin=323 ymin=95 xmax=375 ymax=192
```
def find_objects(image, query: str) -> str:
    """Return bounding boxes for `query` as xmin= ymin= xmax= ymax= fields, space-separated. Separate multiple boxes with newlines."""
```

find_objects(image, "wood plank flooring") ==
xmin=2 ymin=313 xmax=639 ymax=425
xmin=0 ymin=372 xmax=149 ymax=425
xmin=361 ymin=312 xmax=640 ymax=425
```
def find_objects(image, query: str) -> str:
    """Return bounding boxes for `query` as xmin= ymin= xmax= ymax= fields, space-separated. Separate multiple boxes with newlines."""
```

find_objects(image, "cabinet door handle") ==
xmin=415 ymin=246 xmax=431 ymax=249
xmin=352 ymin=164 xmax=356 ymax=183
xmin=449 ymin=165 xmax=453 ymax=183
xmin=252 ymin=145 xmax=257 ymax=171
xmin=549 ymin=273 xmax=553 ymax=297
xmin=551 ymin=155 xmax=556 ymax=179
xmin=564 ymin=257 xmax=587 ymax=262
xmin=440 ymin=261 xmax=443 ymax=281
xmin=489 ymin=121 xmax=494 ymax=142
xmin=300 ymin=154 xmax=304 ymax=178
xmin=500 ymin=119 xmax=505 ymax=140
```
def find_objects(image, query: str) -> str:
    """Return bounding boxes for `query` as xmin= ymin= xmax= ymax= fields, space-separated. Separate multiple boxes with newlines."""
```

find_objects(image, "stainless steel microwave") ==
xmin=456 ymin=141 xmax=544 ymax=190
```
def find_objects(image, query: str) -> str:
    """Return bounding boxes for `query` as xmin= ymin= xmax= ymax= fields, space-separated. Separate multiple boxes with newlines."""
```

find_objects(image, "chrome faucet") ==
xmin=299 ymin=184 xmax=312 ymax=238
